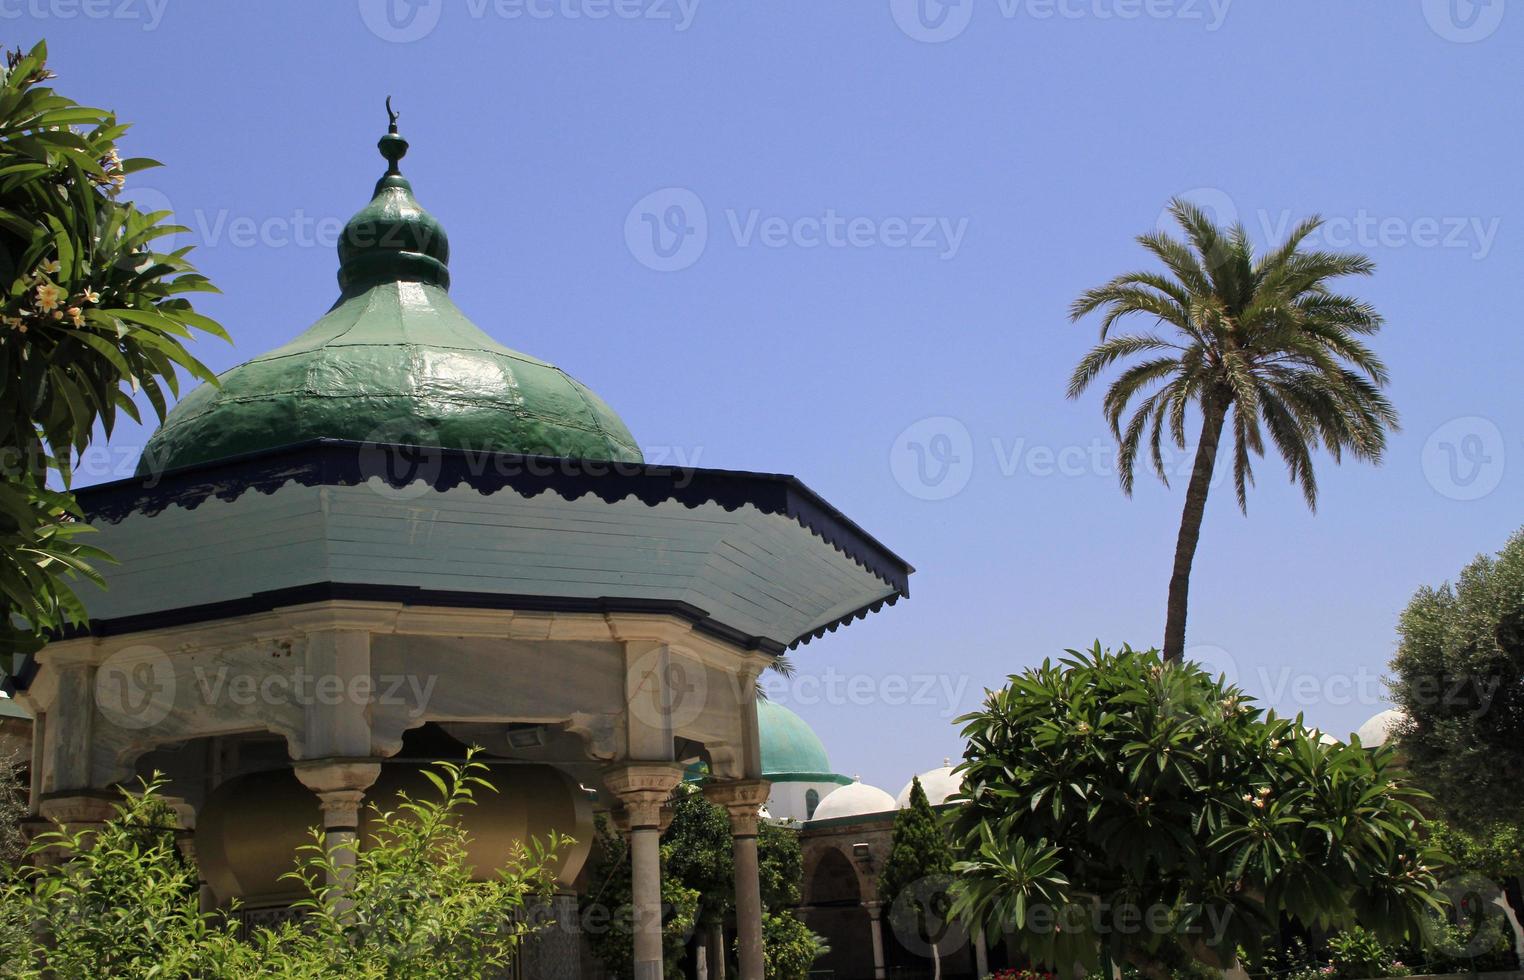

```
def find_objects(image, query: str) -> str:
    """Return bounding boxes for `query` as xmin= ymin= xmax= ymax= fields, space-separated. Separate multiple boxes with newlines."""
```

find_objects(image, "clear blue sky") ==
xmin=26 ymin=0 xmax=1522 ymax=792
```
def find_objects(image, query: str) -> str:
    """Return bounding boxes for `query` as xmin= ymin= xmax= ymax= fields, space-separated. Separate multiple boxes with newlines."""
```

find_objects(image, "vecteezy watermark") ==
xmin=1422 ymin=416 xmax=1506 ymax=501
xmin=1184 ymin=643 xmax=1503 ymax=720
xmin=624 ymin=187 xmax=969 ymax=271
xmin=1422 ymin=0 xmax=1507 ymax=43
xmin=762 ymin=668 xmax=974 ymax=718
xmin=1423 ymin=872 xmax=1515 ymax=958
xmin=95 ymin=644 xmax=177 ymax=730
xmin=891 ymin=0 xmax=1233 ymax=43
xmin=357 ymin=0 xmax=700 ymax=43
xmin=123 ymin=186 xmax=450 ymax=256
xmin=890 ymin=417 xmax=976 ymax=501
xmin=0 ymin=0 xmax=169 ymax=31
xmin=624 ymin=188 xmax=708 ymax=272
xmin=888 ymin=875 xmax=970 ymax=959
xmin=191 ymin=667 xmax=436 ymax=719
xmin=1161 ymin=188 xmax=1504 ymax=261
xmin=94 ymin=643 xmax=441 ymax=728
xmin=889 ymin=420 xmax=1225 ymax=501
xmin=1257 ymin=208 xmax=1502 ymax=261
xmin=627 ymin=645 xmax=710 ymax=731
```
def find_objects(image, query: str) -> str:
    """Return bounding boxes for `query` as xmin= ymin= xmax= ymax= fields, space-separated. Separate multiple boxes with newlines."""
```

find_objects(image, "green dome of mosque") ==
xmin=138 ymin=113 xmax=641 ymax=476
xmin=757 ymin=700 xmax=837 ymax=779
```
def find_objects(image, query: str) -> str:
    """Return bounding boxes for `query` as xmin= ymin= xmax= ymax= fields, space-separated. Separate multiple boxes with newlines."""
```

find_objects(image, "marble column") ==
xmin=605 ymin=763 xmax=684 ymax=980
xmin=703 ymin=778 xmax=771 ymax=980
xmin=294 ymin=759 xmax=381 ymax=914
xmin=865 ymin=901 xmax=887 ymax=980
xmin=708 ymin=922 xmax=728 ymax=980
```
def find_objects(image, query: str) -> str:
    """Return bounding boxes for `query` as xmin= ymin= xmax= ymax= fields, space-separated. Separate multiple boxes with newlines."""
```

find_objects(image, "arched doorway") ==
xmin=801 ymin=847 xmax=871 ymax=978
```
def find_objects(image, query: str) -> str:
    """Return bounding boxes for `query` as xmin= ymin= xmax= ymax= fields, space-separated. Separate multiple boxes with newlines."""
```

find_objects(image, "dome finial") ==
xmin=336 ymin=99 xmax=450 ymax=295
xmin=378 ymin=96 xmax=408 ymax=177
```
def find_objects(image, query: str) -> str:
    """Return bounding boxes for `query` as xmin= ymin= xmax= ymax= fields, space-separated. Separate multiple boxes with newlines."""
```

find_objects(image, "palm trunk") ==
xmin=1162 ymin=399 xmax=1228 ymax=662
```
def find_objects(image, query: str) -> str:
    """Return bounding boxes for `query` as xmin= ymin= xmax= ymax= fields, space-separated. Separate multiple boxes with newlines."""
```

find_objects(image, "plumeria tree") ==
xmin=0 ymin=41 xmax=227 ymax=659
xmin=948 ymin=644 xmax=1444 ymax=979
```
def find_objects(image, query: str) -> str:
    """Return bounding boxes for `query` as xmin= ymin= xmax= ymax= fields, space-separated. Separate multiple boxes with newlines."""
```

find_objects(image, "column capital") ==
xmin=702 ymin=778 xmax=771 ymax=837
xmin=294 ymin=759 xmax=381 ymax=831
xmin=604 ymin=762 xmax=684 ymax=829
xmin=37 ymin=791 xmax=119 ymax=828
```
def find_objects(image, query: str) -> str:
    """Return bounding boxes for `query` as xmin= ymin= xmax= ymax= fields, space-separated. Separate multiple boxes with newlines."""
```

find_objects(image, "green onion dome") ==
xmin=138 ymin=112 xmax=641 ymax=475
xmin=757 ymin=700 xmax=839 ymax=780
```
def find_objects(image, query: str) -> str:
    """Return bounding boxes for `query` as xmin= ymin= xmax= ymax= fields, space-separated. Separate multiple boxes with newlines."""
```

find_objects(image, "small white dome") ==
xmin=897 ymin=761 xmax=961 ymax=808
xmin=1356 ymin=708 xmax=1406 ymax=748
xmin=809 ymin=780 xmax=896 ymax=822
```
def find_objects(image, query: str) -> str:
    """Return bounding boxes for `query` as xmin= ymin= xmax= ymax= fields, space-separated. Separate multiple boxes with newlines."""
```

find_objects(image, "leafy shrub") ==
xmin=1327 ymin=928 xmax=1408 ymax=979
xmin=0 ymin=747 xmax=24 ymax=869
xmin=760 ymin=911 xmax=828 ymax=980
xmin=949 ymin=644 xmax=1444 ymax=977
xmin=0 ymin=755 xmax=561 ymax=978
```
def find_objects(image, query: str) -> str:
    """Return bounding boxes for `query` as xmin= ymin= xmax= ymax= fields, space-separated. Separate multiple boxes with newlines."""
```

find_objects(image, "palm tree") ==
xmin=1068 ymin=198 xmax=1399 ymax=662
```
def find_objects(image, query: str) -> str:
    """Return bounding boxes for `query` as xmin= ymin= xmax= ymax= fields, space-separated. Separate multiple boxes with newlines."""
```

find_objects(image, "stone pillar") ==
xmin=605 ymin=763 xmax=684 ymax=980
xmin=708 ymin=922 xmax=727 ymax=980
xmin=865 ymin=901 xmax=887 ymax=980
xmin=294 ymin=759 xmax=380 ymax=914
xmin=703 ymin=778 xmax=771 ymax=980
xmin=32 ymin=792 xmax=118 ymax=864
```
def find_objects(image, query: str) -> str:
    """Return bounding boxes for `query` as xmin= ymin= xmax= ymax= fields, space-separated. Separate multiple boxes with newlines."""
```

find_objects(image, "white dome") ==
xmin=809 ymin=780 xmax=896 ymax=822
xmin=897 ymin=761 xmax=961 ymax=808
xmin=1356 ymin=708 xmax=1406 ymax=748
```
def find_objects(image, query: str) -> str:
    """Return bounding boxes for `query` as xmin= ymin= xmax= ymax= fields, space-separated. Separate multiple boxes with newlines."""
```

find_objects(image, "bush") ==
xmin=760 ymin=911 xmax=828 ymax=980
xmin=0 ymin=755 xmax=562 ymax=978
xmin=949 ymin=644 xmax=1444 ymax=977
xmin=1327 ymin=928 xmax=1409 ymax=979
xmin=0 ymin=747 xmax=23 ymax=869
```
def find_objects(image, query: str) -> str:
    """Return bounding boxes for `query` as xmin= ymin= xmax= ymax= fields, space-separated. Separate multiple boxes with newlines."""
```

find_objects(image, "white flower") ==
xmin=35 ymin=283 xmax=63 ymax=312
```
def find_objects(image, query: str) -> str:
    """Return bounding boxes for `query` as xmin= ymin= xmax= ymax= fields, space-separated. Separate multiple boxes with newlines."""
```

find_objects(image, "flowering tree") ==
xmin=948 ymin=644 xmax=1444 ymax=979
xmin=0 ymin=41 xmax=227 ymax=659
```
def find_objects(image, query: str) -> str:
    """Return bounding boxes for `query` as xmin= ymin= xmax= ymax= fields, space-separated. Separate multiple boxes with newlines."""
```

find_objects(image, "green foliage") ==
xmin=281 ymin=756 xmax=566 ymax=978
xmin=1390 ymin=527 xmax=1524 ymax=830
xmin=1326 ymin=927 xmax=1408 ymax=979
xmin=758 ymin=816 xmax=803 ymax=911
xmin=0 ymin=756 xmax=561 ymax=978
xmin=880 ymin=776 xmax=955 ymax=904
xmin=761 ymin=911 xmax=829 ymax=980
xmin=879 ymin=776 xmax=957 ymax=973
xmin=948 ymin=644 xmax=1443 ymax=977
xmin=1426 ymin=819 xmax=1524 ymax=884
xmin=581 ymin=783 xmax=815 ymax=978
xmin=2 ymin=780 xmax=258 ymax=978
xmin=579 ymin=811 xmax=700 ymax=980
xmin=662 ymin=782 xmax=734 ymax=927
xmin=1068 ymin=198 xmax=1397 ymax=513
xmin=1069 ymin=198 xmax=1398 ymax=661
xmin=0 ymin=41 xmax=227 ymax=656
xmin=0 ymin=746 xmax=23 ymax=869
